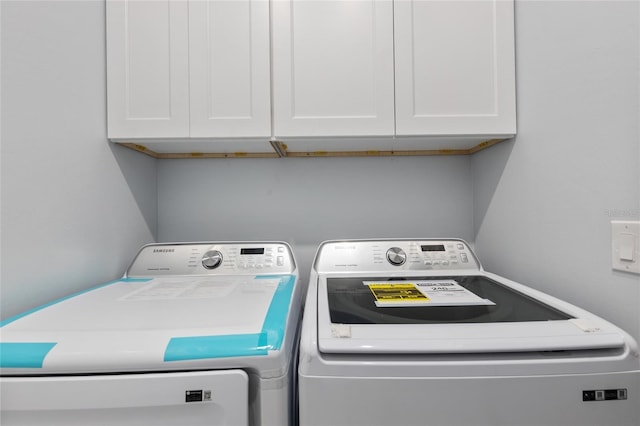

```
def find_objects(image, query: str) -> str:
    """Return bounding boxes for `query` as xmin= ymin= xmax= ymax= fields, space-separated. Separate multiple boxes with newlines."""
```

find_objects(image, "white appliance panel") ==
xmin=299 ymin=371 xmax=639 ymax=426
xmin=1 ymin=370 xmax=248 ymax=426
xmin=312 ymin=239 xmax=480 ymax=273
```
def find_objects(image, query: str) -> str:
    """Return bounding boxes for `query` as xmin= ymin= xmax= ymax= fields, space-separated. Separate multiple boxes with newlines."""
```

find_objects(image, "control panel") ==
xmin=314 ymin=239 xmax=481 ymax=274
xmin=126 ymin=242 xmax=295 ymax=277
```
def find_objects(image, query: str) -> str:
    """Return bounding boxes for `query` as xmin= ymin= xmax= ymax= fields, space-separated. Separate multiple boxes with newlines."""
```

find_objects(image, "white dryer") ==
xmin=298 ymin=239 xmax=640 ymax=426
xmin=1 ymin=242 xmax=304 ymax=426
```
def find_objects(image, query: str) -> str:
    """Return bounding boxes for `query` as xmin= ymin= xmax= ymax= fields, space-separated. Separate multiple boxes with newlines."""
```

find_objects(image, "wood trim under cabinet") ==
xmin=115 ymin=138 xmax=507 ymax=159
xmin=117 ymin=143 xmax=280 ymax=159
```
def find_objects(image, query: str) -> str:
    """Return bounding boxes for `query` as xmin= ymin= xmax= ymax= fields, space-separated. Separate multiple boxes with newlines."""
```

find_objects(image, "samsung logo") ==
xmin=153 ymin=248 xmax=175 ymax=253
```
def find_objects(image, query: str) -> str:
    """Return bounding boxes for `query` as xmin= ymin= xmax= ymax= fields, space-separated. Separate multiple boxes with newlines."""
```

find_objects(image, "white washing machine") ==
xmin=0 ymin=242 xmax=304 ymax=426
xmin=298 ymin=239 xmax=640 ymax=426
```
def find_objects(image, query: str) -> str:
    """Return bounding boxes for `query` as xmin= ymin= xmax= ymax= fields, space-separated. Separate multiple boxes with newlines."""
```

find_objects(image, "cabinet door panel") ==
xmin=189 ymin=0 xmax=271 ymax=138
xmin=395 ymin=0 xmax=516 ymax=136
xmin=272 ymin=0 xmax=395 ymax=137
xmin=107 ymin=0 xmax=190 ymax=138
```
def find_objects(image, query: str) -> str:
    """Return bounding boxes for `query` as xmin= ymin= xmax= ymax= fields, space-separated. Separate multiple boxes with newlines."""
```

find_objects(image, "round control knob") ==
xmin=386 ymin=247 xmax=406 ymax=266
xmin=202 ymin=250 xmax=223 ymax=270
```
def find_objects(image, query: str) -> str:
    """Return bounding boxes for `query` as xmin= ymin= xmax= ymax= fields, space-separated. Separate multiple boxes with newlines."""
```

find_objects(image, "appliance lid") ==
xmin=317 ymin=274 xmax=626 ymax=354
xmin=0 ymin=274 xmax=296 ymax=374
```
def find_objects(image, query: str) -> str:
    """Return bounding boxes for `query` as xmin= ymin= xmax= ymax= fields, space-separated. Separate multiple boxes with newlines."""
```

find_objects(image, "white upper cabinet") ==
xmin=107 ymin=0 xmax=271 ymax=140
xmin=394 ymin=0 xmax=516 ymax=137
xmin=271 ymin=0 xmax=515 ymax=142
xmin=107 ymin=0 xmax=516 ymax=156
xmin=271 ymin=0 xmax=395 ymax=137
xmin=188 ymin=0 xmax=271 ymax=138
xmin=106 ymin=0 xmax=190 ymax=138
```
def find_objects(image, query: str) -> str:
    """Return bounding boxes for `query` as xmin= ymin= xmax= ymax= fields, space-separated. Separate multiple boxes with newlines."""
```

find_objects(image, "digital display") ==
xmin=241 ymin=248 xmax=264 ymax=255
xmin=421 ymin=244 xmax=446 ymax=252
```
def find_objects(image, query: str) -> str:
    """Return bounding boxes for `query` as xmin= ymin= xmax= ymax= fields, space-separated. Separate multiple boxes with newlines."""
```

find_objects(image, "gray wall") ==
xmin=1 ymin=0 xmax=638 ymax=347
xmin=157 ymin=156 xmax=474 ymax=280
xmin=473 ymin=0 xmax=640 ymax=339
xmin=1 ymin=1 xmax=157 ymax=319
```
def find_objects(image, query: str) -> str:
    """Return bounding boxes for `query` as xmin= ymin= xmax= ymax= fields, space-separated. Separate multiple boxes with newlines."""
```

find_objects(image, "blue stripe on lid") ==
xmin=258 ymin=274 xmax=296 ymax=351
xmin=164 ymin=333 xmax=269 ymax=361
xmin=0 ymin=278 xmax=152 ymax=369
xmin=164 ymin=274 xmax=296 ymax=361
xmin=0 ymin=342 xmax=57 ymax=368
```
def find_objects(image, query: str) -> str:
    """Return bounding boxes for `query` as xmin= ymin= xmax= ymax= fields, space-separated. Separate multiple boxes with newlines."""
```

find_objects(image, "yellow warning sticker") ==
xmin=364 ymin=280 xmax=496 ymax=308
xmin=367 ymin=283 xmax=429 ymax=303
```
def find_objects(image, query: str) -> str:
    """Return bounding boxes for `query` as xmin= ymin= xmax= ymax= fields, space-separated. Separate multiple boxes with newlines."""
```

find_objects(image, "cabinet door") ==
xmin=106 ymin=0 xmax=190 ymax=139
xmin=394 ymin=0 xmax=516 ymax=136
xmin=272 ymin=0 xmax=395 ymax=137
xmin=189 ymin=0 xmax=271 ymax=138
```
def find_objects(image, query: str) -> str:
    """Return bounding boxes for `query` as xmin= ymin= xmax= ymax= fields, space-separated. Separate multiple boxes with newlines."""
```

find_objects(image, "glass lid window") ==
xmin=326 ymin=276 xmax=573 ymax=324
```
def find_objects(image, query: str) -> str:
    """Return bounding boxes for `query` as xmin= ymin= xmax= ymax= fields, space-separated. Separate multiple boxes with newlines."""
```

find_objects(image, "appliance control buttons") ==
xmin=386 ymin=247 xmax=407 ymax=266
xmin=202 ymin=250 xmax=223 ymax=269
xmin=461 ymin=253 xmax=468 ymax=263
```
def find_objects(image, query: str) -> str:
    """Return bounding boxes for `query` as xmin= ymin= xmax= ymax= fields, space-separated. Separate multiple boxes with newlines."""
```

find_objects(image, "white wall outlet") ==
xmin=611 ymin=221 xmax=640 ymax=274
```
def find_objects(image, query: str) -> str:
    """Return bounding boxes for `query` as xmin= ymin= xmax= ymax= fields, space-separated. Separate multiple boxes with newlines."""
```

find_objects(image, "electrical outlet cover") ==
xmin=611 ymin=221 xmax=640 ymax=274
